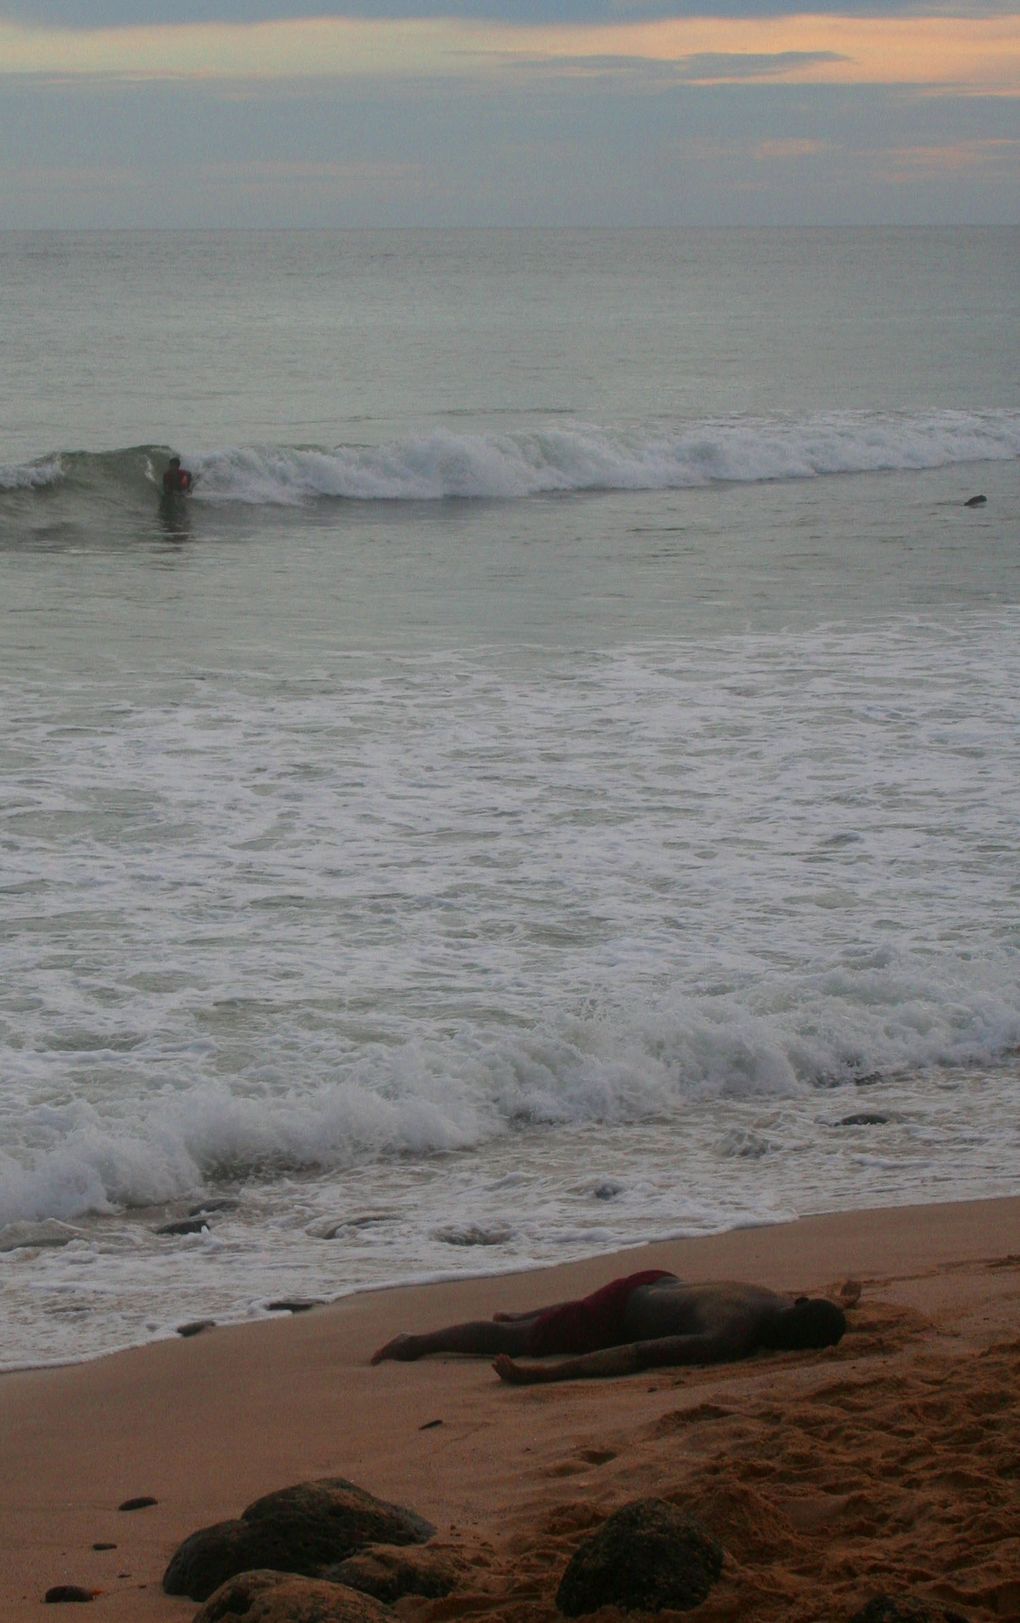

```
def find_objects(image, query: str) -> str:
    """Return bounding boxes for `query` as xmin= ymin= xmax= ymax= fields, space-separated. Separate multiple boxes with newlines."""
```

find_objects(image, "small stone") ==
xmin=156 ymin=1218 xmax=209 ymax=1236
xmin=837 ymin=1113 xmax=891 ymax=1127
xmin=44 ymin=1586 xmax=96 ymax=1604
xmin=433 ymin=1224 xmax=513 ymax=1246
xmin=0 ymin=1221 xmax=81 ymax=1253
xmin=91 ymin=1543 xmax=116 ymax=1552
xmin=118 ymin=1496 xmax=158 ymax=1511
xmin=178 ymin=1319 xmax=216 ymax=1338
xmin=265 ymin=1298 xmax=323 ymax=1314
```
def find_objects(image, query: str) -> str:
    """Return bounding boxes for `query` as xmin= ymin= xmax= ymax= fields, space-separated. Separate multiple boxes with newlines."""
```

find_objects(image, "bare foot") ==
xmin=370 ymin=1333 xmax=420 ymax=1365
xmin=493 ymin=1354 xmax=541 ymax=1385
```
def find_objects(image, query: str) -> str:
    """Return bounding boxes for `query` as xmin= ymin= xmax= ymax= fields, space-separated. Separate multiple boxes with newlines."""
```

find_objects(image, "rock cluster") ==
xmin=163 ymin=1478 xmax=434 ymax=1602
xmin=163 ymin=1476 xmax=975 ymax=1622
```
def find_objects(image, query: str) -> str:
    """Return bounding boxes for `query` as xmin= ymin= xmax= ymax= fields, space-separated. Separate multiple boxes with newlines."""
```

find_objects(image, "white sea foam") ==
xmin=181 ymin=410 xmax=1020 ymax=503
xmin=0 ymin=457 xmax=63 ymax=491
xmin=3 ymin=412 xmax=1015 ymax=507
xmin=4 ymin=615 xmax=1020 ymax=1243
xmin=1 ymin=957 xmax=1018 ymax=1238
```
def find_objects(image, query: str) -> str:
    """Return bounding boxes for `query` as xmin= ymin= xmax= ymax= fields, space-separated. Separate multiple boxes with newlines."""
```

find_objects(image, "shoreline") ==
xmin=2 ymin=1195 xmax=1018 ymax=1621
xmin=6 ymin=1179 xmax=1018 ymax=1379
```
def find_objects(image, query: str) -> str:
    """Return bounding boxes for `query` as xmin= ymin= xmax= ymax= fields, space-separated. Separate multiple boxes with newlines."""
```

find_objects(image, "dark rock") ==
xmin=307 ymin=1214 xmax=396 ymax=1239
xmin=177 ymin=1319 xmax=216 ymax=1338
xmin=0 ymin=1221 xmax=80 ymax=1252
xmin=556 ymin=1498 xmax=724 ymax=1617
xmin=91 ymin=1543 xmax=116 ymax=1551
xmin=44 ymin=1587 xmax=95 ymax=1603
xmin=163 ymin=1520 xmax=260 ymax=1599
xmin=192 ymin=1569 xmax=394 ymax=1622
xmin=433 ymin=1224 xmax=512 ymax=1246
xmin=837 ymin=1113 xmax=891 ymax=1127
xmin=964 ymin=495 xmax=987 ymax=507
xmin=156 ymin=1218 xmax=209 ymax=1236
xmin=323 ymin=1544 xmax=460 ymax=1603
xmin=849 ymin=1597 xmax=971 ymax=1623
xmin=118 ymin=1496 xmax=157 ymax=1511
xmin=163 ymin=1477 xmax=435 ymax=1601
xmin=264 ymin=1298 xmax=323 ymax=1314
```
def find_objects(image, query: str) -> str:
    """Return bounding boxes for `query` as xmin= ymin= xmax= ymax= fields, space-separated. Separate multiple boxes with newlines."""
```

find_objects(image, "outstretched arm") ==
xmin=493 ymin=1330 xmax=748 ymax=1385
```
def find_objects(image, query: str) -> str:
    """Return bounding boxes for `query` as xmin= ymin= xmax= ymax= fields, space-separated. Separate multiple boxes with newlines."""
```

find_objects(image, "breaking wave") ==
xmin=3 ymin=408 xmax=1018 ymax=506
xmin=2 ymin=952 xmax=1019 ymax=1229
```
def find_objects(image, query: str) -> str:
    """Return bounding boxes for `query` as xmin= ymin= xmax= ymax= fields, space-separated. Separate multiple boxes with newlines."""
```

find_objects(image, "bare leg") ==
xmin=492 ymin=1298 xmax=572 ymax=1323
xmin=372 ymin=1318 xmax=537 ymax=1365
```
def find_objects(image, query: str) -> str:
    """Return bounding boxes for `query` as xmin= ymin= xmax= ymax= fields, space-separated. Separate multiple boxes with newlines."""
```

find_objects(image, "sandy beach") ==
xmin=2 ymin=1197 xmax=1018 ymax=1622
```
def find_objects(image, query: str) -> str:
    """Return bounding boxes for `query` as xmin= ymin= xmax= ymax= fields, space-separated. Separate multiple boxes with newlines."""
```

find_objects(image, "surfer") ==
xmin=162 ymin=455 xmax=193 ymax=495
xmin=371 ymin=1272 xmax=848 ymax=1384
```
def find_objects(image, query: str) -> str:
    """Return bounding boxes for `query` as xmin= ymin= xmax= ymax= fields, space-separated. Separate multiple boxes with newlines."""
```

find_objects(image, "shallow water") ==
xmin=2 ymin=227 xmax=1018 ymax=1367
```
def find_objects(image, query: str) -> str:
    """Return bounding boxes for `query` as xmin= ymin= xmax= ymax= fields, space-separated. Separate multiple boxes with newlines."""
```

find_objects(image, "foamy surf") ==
xmin=2 ymin=409 xmax=1018 ymax=505
xmin=2 ymin=944 xmax=1019 ymax=1234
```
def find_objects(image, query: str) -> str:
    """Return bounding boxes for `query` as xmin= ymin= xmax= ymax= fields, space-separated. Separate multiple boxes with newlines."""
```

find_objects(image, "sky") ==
xmin=1 ymin=1 xmax=1018 ymax=226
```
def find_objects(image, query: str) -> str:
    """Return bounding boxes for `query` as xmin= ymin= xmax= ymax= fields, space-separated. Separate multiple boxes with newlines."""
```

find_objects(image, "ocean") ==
xmin=2 ymin=226 xmax=1018 ymax=1370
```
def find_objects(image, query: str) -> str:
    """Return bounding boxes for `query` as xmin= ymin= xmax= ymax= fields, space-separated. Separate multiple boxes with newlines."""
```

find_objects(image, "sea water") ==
xmin=1 ymin=227 xmax=1018 ymax=1369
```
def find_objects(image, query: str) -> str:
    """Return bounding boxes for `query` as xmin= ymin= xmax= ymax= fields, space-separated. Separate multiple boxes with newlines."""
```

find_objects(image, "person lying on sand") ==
xmin=371 ymin=1269 xmax=848 ymax=1384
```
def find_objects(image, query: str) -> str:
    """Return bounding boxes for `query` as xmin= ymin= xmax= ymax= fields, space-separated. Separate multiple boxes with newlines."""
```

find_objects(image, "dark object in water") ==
xmin=155 ymin=1218 xmax=209 ymax=1236
xmin=964 ymin=494 xmax=987 ymax=506
xmin=177 ymin=1319 xmax=216 ymax=1338
xmin=265 ymin=1297 xmax=323 ymax=1314
xmin=837 ymin=1112 xmax=891 ymax=1127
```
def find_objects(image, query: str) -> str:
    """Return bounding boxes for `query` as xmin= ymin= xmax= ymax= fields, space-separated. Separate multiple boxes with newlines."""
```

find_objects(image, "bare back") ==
xmin=622 ymin=1279 xmax=791 ymax=1345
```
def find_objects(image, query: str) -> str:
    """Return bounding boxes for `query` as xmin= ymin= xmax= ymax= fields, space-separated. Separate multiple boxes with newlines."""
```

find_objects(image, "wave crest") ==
xmin=3 ymin=410 xmax=1017 ymax=504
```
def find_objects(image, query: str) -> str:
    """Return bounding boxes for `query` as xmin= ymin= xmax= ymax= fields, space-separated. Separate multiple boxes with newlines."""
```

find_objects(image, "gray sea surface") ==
xmin=1 ymin=228 xmax=1019 ymax=1367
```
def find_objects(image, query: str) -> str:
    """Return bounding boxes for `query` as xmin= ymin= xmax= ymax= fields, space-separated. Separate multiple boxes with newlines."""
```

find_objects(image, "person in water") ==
xmin=371 ymin=1270 xmax=848 ymax=1384
xmin=162 ymin=455 xmax=193 ymax=494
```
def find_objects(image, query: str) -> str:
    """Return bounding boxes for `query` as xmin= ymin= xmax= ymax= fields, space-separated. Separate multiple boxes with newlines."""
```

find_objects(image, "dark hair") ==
xmin=764 ymin=1298 xmax=846 ymax=1351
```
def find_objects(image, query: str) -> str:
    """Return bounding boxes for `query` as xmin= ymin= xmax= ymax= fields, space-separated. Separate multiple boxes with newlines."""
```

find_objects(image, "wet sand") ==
xmin=2 ymin=1196 xmax=1018 ymax=1621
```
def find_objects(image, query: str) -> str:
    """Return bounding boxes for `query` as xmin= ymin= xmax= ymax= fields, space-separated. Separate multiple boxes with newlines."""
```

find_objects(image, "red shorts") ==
xmin=526 ymin=1269 xmax=676 ymax=1357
